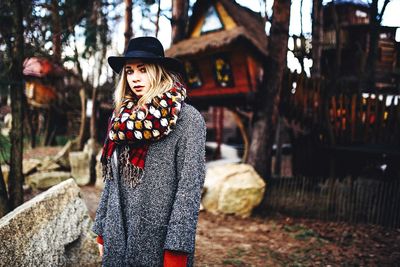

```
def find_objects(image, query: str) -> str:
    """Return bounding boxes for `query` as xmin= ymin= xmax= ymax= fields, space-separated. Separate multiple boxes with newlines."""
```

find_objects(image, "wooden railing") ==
xmin=282 ymin=73 xmax=400 ymax=146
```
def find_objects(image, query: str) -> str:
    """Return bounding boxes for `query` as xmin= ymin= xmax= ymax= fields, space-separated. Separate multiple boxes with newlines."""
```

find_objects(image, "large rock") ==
xmin=23 ymin=158 xmax=41 ymax=175
xmin=95 ymin=150 xmax=104 ymax=189
xmin=69 ymin=139 xmax=101 ymax=186
xmin=202 ymin=163 xmax=266 ymax=218
xmin=53 ymin=140 xmax=73 ymax=169
xmin=37 ymin=156 xmax=62 ymax=172
xmin=69 ymin=151 xmax=90 ymax=186
xmin=1 ymin=165 xmax=9 ymax=185
xmin=83 ymin=138 xmax=100 ymax=158
xmin=26 ymin=171 xmax=72 ymax=190
xmin=1 ymin=113 xmax=11 ymax=136
xmin=0 ymin=179 xmax=101 ymax=266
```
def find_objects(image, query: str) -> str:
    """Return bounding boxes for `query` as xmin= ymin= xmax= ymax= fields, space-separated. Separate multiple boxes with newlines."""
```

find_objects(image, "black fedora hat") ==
xmin=108 ymin=37 xmax=183 ymax=75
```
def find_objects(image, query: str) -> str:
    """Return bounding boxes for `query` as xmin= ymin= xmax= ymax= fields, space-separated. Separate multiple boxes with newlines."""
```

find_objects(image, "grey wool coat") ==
xmin=92 ymin=102 xmax=206 ymax=267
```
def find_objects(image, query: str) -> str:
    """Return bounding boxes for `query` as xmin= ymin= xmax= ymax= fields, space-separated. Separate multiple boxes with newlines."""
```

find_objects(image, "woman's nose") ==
xmin=132 ymin=72 xmax=140 ymax=82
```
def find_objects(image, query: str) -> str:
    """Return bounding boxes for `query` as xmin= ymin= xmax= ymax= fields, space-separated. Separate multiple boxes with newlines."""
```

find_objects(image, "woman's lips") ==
xmin=133 ymin=86 xmax=145 ymax=95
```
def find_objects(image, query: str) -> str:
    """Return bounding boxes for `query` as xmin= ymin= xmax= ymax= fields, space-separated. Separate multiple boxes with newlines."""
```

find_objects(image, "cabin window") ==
xmin=213 ymin=54 xmax=234 ymax=88
xmin=324 ymin=30 xmax=336 ymax=47
xmin=379 ymin=33 xmax=389 ymax=39
xmin=184 ymin=61 xmax=203 ymax=88
xmin=201 ymin=5 xmax=224 ymax=34
xmin=355 ymin=10 xmax=367 ymax=18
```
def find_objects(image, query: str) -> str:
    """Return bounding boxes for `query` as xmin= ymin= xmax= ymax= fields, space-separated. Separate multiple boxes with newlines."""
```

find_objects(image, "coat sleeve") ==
xmin=163 ymin=112 xmax=206 ymax=254
xmin=92 ymin=177 xmax=111 ymax=236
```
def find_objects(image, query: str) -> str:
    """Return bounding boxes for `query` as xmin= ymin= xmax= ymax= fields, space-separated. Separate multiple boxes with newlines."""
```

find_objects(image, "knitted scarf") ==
xmin=101 ymin=82 xmax=187 ymax=188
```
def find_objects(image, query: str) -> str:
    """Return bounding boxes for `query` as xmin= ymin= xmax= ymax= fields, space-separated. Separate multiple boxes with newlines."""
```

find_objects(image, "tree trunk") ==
xmin=247 ymin=0 xmax=291 ymax=181
xmin=89 ymin=85 xmax=98 ymax=185
xmin=155 ymin=0 xmax=162 ymax=38
xmin=322 ymin=4 xmax=342 ymax=178
xmin=333 ymin=5 xmax=342 ymax=80
xmin=90 ymin=92 xmax=98 ymax=141
xmin=24 ymin=98 xmax=36 ymax=148
xmin=77 ymin=87 xmax=87 ymax=150
xmin=229 ymin=109 xmax=249 ymax=163
xmin=124 ymin=0 xmax=133 ymax=51
xmin=8 ymin=0 xmax=25 ymax=209
xmin=171 ymin=0 xmax=188 ymax=44
xmin=51 ymin=0 xmax=61 ymax=62
xmin=312 ymin=0 xmax=323 ymax=77
xmin=273 ymin=116 xmax=283 ymax=176
xmin=0 ymin=166 xmax=9 ymax=217
xmin=365 ymin=0 xmax=390 ymax=91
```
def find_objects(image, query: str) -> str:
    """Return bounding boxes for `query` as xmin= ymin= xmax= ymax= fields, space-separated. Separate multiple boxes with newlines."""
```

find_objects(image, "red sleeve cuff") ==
xmin=96 ymin=235 xmax=104 ymax=245
xmin=163 ymin=250 xmax=188 ymax=267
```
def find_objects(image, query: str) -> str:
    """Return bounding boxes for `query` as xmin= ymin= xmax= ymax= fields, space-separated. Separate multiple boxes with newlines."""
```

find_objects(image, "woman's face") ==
xmin=125 ymin=61 xmax=151 ymax=97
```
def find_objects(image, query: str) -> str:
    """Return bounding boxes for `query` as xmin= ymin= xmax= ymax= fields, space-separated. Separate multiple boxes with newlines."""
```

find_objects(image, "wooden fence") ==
xmin=265 ymin=176 xmax=400 ymax=228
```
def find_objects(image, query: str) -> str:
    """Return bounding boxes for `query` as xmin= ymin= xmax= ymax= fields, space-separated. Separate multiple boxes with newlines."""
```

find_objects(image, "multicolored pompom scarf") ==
xmin=101 ymin=82 xmax=187 ymax=188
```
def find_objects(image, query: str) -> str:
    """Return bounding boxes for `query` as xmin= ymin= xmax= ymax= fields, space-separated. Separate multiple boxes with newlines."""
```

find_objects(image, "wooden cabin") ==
xmin=321 ymin=0 xmax=399 ymax=92
xmin=166 ymin=0 xmax=269 ymax=158
xmin=166 ymin=0 xmax=268 ymax=108
xmin=22 ymin=57 xmax=73 ymax=145
xmin=23 ymin=57 xmax=64 ymax=108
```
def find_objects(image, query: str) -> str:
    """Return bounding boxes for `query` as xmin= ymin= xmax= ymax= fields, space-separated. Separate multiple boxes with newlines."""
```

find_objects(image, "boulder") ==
xmin=83 ymin=138 xmax=100 ymax=157
xmin=23 ymin=158 xmax=41 ymax=175
xmin=69 ymin=139 xmax=101 ymax=186
xmin=202 ymin=163 xmax=266 ymax=218
xmin=0 ymin=179 xmax=101 ymax=266
xmin=37 ymin=156 xmax=62 ymax=172
xmin=1 ymin=113 xmax=11 ymax=136
xmin=95 ymin=150 xmax=104 ymax=189
xmin=1 ymin=165 xmax=9 ymax=185
xmin=69 ymin=151 xmax=90 ymax=186
xmin=53 ymin=140 xmax=73 ymax=169
xmin=26 ymin=171 xmax=72 ymax=190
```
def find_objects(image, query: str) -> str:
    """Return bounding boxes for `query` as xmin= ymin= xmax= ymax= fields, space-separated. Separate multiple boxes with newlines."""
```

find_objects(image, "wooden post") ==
xmin=229 ymin=109 xmax=249 ymax=163
xmin=215 ymin=107 xmax=224 ymax=159
xmin=274 ymin=116 xmax=283 ymax=176
xmin=350 ymin=94 xmax=357 ymax=142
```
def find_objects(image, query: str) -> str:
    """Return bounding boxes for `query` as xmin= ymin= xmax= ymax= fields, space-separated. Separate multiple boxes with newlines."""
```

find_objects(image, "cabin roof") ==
xmin=166 ymin=26 xmax=268 ymax=58
xmin=23 ymin=57 xmax=65 ymax=78
xmin=325 ymin=0 xmax=369 ymax=7
xmin=166 ymin=0 xmax=268 ymax=59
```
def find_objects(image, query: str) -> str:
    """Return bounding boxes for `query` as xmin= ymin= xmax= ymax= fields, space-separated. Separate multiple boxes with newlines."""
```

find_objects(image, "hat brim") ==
xmin=108 ymin=56 xmax=184 ymax=76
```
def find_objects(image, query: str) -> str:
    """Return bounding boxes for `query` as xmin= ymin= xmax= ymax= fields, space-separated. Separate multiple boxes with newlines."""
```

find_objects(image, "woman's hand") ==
xmin=96 ymin=235 xmax=104 ymax=257
xmin=98 ymin=244 xmax=104 ymax=257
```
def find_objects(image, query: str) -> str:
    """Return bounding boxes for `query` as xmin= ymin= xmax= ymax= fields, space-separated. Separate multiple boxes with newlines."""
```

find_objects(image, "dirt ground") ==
xmin=23 ymin=146 xmax=400 ymax=266
xmin=79 ymin=185 xmax=400 ymax=267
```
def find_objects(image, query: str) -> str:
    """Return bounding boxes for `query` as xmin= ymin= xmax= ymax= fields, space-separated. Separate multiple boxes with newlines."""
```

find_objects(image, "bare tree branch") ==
xmin=378 ymin=0 xmax=391 ymax=23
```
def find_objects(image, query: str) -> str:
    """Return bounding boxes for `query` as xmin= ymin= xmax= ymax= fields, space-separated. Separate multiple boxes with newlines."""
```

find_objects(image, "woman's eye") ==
xmin=126 ymin=70 xmax=133 ymax=75
xmin=140 ymin=68 xmax=146 ymax=73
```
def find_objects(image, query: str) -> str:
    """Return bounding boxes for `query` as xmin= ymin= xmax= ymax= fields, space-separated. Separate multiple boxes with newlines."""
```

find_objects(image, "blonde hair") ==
xmin=113 ymin=62 xmax=181 ymax=115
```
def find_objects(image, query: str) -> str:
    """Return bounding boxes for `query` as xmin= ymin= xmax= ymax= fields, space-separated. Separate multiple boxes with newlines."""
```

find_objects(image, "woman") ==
xmin=92 ymin=37 xmax=206 ymax=267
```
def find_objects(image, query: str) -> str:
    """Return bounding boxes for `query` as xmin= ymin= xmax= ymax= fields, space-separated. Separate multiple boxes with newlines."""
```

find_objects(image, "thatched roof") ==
xmin=166 ymin=0 xmax=268 ymax=59
xmin=23 ymin=57 xmax=65 ymax=78
xmin=166 ymin=26 xmax=268 ymax=58
xmin=328 ymin=0 xmax=369 ymax=7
